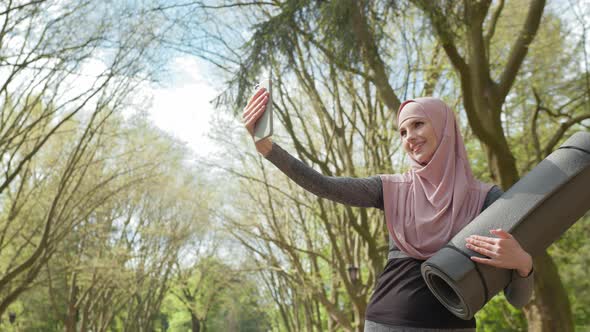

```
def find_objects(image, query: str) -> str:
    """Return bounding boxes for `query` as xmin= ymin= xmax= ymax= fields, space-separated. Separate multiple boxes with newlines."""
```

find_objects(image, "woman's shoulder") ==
xmin=484 ymin=184 xmax=504 ymax=201
xmin=477 ymin=184 xmax=504 ymax=211
xmin=468 ymin=180 xmax=497 ymax=192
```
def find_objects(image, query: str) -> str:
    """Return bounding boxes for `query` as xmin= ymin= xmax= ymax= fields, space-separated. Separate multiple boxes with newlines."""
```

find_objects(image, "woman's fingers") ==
xmin=466 ymin=229 xmax=531 ymax=271
xmin=244 ymin=95 xmax=268 ymax=122
xmin=470 ymin=256 xmax=501 ymax=267
xmin=243 ymin=95 xmax=268 ymax=134
xmin=242 ymin=89 xmax=267 ymax=123
xmin=466 ymin=237 xmax=496 ymax=249
xmin=243 ymin=89 xmax=268 ymax=118
xmin=250 ymin=97 xmax=268 ymax=122
xmin=248 ymin=87 xmax=266 ymax=105
xmin=467 ymin=235 xmax=497 ymax=245
xmin=466 ymin=242 xmax=498 ymax=258
xmin=244 ymin=97 xmax=268 ymax=125
xmin=243 ymin=96 xmax=269 ymax=134
xmin=490 ymin=228 xmax=512 ymax=239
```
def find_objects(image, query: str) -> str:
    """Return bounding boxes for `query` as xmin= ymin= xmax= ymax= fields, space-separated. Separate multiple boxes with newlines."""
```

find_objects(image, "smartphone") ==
xmin=253 ymin=78 xmax=273 ymax=142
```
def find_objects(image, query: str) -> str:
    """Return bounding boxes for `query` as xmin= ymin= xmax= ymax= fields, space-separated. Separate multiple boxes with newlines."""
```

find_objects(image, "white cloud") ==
xmin=147 ymin=56 xmax=218 ymax=158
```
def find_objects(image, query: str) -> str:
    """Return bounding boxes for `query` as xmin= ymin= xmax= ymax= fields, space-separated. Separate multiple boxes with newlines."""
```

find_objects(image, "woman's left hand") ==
xmin=465 ymin=229 xmax=533 ymax=277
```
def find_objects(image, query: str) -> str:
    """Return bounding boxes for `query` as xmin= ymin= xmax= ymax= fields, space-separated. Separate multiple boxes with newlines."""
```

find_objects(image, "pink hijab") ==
xmin=380 ymin=98 xmax=493 ymax=260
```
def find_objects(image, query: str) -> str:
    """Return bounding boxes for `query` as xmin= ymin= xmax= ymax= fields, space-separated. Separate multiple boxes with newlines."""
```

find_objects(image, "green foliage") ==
xmin=0 ymin=108 xmax=212 ymax=330
xmin=204 ymin=275 xmax=271 ymax=332
xmin=160 ymin=257 xmax=272 ymax=332
xmin=476 ymin=294 xmax=527 ymax=332
xmin=550 ymin=215 xmax=590 ymax=329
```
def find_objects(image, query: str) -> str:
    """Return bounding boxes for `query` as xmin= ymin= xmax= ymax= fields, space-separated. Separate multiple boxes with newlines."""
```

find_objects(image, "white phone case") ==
xmin=253 ymin=78 xmax=273 ymax=142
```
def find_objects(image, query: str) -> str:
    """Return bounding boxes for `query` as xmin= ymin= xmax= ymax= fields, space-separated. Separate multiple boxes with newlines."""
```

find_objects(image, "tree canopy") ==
xmin=0 ymin=1 xmax=589 ymax=331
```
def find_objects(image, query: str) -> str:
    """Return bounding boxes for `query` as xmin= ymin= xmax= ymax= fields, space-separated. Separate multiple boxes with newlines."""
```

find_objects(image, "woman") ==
xmin=242 ymin=89 xmax=534 ymax=332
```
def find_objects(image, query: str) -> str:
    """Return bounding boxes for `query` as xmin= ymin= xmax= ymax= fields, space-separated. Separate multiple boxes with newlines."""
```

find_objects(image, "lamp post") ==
xmin=8 ymin=312 xmax=16 ymax=332
xmin=347 ymin=266 xmax=359 ymax=329
xmin=347 ymin=266 xmax=359 ymax=285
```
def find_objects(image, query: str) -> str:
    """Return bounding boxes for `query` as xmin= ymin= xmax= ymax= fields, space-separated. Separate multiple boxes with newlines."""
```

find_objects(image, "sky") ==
xmin=147 ymin=56 xmax=220 ymax=159
xmin=54 ymin=53 xmax=223 ymax=160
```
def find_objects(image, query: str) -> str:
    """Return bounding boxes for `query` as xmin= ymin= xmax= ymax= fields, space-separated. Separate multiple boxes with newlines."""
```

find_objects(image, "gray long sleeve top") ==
xmin=265 ymin=142 xmax=534 ymax=309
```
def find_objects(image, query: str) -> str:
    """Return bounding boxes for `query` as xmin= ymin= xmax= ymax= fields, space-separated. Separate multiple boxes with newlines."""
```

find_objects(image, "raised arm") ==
xmin=265 ymin=142 xmax=383 ymax=209
xmin=242 ymin=87 xmax=383 ymax=209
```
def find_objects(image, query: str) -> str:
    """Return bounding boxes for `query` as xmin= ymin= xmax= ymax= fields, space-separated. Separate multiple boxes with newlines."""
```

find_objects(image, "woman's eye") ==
xmin=400 ymin=130 xmax=406 ymax=137
xmin=415 ymin=121 xmax=424 ymax=128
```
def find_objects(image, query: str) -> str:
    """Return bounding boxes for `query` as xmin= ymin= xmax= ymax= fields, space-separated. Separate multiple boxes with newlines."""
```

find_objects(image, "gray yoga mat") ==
xmin=421 ymin=131 xmax=590 ymax=320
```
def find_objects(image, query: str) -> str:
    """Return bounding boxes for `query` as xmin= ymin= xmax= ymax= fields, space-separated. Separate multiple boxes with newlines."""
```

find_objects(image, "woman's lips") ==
xmin=412 ymin=142 xmax=424 ymax=153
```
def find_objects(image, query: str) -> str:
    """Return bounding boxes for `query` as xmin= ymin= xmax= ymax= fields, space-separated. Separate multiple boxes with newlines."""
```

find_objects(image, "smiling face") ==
xmin=399 ymin=117 xmax=438 ymax=165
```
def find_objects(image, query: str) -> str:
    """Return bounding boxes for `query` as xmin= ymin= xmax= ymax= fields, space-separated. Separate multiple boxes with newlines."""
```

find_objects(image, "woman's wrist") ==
xmin=255 ymin=137 xmax=273 ymax=156
xmin=516 ymin=252 xmax=533 ymax=277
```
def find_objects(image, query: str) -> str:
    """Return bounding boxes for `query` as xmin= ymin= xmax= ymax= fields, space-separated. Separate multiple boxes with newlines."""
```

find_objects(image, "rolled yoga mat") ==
xmin=421 ymin=131 xmax=590 ymax=320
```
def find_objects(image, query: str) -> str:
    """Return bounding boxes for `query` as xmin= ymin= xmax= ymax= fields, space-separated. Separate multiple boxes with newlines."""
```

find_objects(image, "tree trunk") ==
xmin=64 ymin=305 xmax=77 ymax=332
xmin=191 ymin=312 xmax=201 ymax=332
xmin=524 ymin=252 xmax=574 ymax=332
xmin=353 ymin=297 xmax=366 ymax=332
xmin=65 ymin=274 xmax=78 ymax=332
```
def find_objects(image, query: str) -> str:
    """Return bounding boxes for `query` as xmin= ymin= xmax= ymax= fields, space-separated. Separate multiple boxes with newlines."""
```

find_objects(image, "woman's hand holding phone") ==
xmin=242 ymin=87 xmax=273 ymax=156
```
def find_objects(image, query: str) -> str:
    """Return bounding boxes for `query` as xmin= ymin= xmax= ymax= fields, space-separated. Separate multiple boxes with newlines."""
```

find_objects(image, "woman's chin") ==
xmin=415 ymin=157 xmax=428 ymax=165
xmin=413 ymin=154 xmax=432 ymax=166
